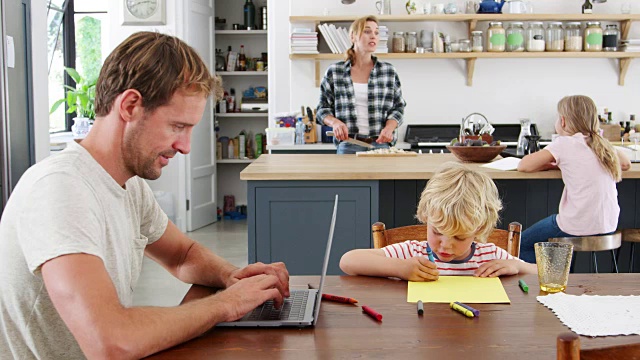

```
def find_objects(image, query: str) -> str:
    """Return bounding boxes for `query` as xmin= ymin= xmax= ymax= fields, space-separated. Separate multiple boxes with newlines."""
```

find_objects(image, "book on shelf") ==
xmin=291 ymin=27 xmax=319 ymax=54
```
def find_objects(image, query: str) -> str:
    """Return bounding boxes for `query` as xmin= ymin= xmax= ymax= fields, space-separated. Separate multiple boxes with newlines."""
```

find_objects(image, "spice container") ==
xmin=471 ymin=31 xmax=483 ymax=52
xmin=459 ymin=39 xmax=471 ymax=52
xmin=450 ymin=41 xmax=461 ymax=52
xmin=405 ymin=32 xmax=418 ymax=53
xmin=506 ymin=22 xmax=525 ymax=52
xmin=392 ymin=31 xmax=405 ymax=53
xmin=546 ymin=22 xmax=564 ymax=52
xmin=564 ymin=22 xmax=582 ymax=52
xmin=487 ymin=22 xmax=506 ymax=52
xmin=603 ymin=24 xmax=619 ymax=52
xmin=525 ymin=22 xmax=545 ymax=52
xmin=584 ymin=21 xmax=603 ymax=52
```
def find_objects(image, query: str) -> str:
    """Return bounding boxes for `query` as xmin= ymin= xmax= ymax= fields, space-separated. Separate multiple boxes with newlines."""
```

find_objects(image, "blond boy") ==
xmin=340 ymin=163 xmax=537 ymax=281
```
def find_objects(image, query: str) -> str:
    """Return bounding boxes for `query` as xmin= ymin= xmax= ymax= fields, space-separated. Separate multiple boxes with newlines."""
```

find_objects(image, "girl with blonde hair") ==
xmin=317 ymin=16 xmax=406 ymax=154
xmin=518 ymin=95 xmax=631 ymax=263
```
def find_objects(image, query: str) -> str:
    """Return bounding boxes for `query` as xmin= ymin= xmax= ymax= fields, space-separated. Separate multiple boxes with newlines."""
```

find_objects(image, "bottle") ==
xmin=228 ymin=88 xmax=236 ymax=112
xmin=295 ymin=117 xmax=305 ymax=145
xmin=238 ymin=45 xmax=247 ymax=71
xmin=244 ymin=0 xmax=256 ymax=30
xmin=517 ymin=118 xmax=532 ymax=156
xmin=239 ymin=130 xmax=246 ymax=158
xmin=582 ymin=0 xmax=593 ymax=14
xmin=608 ymin=111 xmax=613 ymax=124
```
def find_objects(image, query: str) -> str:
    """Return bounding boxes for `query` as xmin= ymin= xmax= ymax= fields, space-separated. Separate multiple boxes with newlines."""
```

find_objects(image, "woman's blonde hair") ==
xmin=416 ymin=163 xmax=502 ymax=242
xmin=346 ymin=15 xmax=378 ymax=66
xmin=557 ymin=95 xmax=622 ymax=182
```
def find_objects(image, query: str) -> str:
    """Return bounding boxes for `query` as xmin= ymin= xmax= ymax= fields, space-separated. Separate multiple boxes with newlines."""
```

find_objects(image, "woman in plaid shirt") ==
xmin=316 ymin=16 xmax=406 ymax=154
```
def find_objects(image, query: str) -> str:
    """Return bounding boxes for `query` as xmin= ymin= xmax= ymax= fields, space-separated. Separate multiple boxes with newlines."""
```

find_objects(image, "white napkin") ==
xmin=537 ymin=292 xmax=640 ymax=337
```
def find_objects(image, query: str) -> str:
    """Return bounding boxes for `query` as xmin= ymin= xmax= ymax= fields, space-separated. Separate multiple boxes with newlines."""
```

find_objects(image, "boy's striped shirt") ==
xmin=382 ymin=241 xmax=520 ymax=276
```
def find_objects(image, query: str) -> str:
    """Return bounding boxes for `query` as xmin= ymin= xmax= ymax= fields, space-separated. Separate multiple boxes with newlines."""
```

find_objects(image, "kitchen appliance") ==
xmin=477 ymin=0 xmax=504 ymax=13
xmin=405 ymin=123 xmax=543 ymax=153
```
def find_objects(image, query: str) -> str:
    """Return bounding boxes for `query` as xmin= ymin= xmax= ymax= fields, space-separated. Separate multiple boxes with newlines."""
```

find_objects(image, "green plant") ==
xmin=50 ymin=67 xmax=97 ymax=119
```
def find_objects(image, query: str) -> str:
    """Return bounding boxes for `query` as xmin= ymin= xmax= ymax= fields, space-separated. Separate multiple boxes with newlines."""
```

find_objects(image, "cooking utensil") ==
xmin=326 ymin=131 xmax=374 ymax=149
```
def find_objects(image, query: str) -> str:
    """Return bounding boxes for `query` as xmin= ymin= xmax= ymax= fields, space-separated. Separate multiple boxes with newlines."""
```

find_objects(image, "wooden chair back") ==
xmin=557 ymin=332 xmax=640 ymax=360
xmin=371 ymin=221 xmax=522 ymax=258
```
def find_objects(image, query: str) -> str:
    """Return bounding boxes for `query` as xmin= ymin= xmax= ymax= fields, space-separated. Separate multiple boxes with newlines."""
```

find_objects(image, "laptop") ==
xmin=217 ymin=194 xmax=338 ymax=327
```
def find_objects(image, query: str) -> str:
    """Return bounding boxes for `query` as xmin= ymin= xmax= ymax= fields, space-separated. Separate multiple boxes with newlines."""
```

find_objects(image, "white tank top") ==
xmin=353 ymin=82 xmax=369 ymax=135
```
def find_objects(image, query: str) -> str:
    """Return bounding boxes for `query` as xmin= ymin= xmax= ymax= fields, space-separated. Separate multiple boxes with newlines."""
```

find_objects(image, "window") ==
xmin=47 ymin=0 xmax=107 ymax=133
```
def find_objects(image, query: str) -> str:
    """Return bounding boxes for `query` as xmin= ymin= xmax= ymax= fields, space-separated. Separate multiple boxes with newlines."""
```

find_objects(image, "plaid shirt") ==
xmin=316 ymin=56 xmax=406 ymax=143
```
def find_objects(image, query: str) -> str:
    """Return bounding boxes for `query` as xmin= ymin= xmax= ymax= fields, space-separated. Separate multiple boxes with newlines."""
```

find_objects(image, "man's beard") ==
xmin=122 ymin=121 xmax=174 ymax=180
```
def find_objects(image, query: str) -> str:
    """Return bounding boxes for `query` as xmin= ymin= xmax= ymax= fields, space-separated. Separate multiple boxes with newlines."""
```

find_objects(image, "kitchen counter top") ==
xmin=241 ymin=153 xmax=640 ymax=180
xmin=266 ymin=141 xmax=412 ymax=151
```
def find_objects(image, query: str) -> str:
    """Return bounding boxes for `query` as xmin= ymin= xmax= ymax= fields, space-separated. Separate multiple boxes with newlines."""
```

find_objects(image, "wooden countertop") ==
xmin=240 ymin=154 xmax=640 ymax=181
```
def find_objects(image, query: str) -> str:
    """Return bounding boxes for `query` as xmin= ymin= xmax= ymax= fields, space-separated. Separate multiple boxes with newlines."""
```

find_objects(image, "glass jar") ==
xmin=471 ymin=31 xmax=483 ymax=52
xmin=546 ymin=22 xmax=564 ymax=52
xmin=392 ymin=31 xmax=405 ymax=53
xmin=459 ymin=39 xmax=471 ymax=52
xmin=487 ymin=22 xmax=506 ymax=52
xmin=564 ymin=22 xmax=583 ymax=52
xmin=603 ymin=24 xmax=619 ymax=52
xmin=525 ymin=22 xmax=545 ymax=52
xmin=405 ymin=31 xmax=418 ymax=53
xmin=506 ymin=22 xmax=525 ymax=52
xmin=584 ymin=21 xmax=603 ymax=52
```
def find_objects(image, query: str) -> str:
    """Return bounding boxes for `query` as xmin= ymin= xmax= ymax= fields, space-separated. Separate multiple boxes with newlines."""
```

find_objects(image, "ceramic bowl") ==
xmin=446 ymin=145 xmax=507 ymax=163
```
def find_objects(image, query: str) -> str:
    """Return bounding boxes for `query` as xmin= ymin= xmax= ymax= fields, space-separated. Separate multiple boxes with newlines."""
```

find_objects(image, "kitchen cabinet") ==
xmin=215 ymin=0 xmax=269 ymax=206
xmin=290 ymin=14 xmax=640 ymax=86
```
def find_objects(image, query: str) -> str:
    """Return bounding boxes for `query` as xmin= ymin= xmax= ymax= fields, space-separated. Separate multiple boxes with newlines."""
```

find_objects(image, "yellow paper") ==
xmin=407 ymin=276 xmax=511 ymax=304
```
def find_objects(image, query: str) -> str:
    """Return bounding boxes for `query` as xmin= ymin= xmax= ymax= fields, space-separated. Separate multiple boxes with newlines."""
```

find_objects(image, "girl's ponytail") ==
xmin=589 ymin=131 xmax=622 ymax=182
xmin=346 ymin=45 xmax=356 ymax=65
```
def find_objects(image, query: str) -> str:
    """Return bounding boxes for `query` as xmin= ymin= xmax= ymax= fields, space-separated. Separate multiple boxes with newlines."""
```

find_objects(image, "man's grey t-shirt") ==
xmin=0 ymin=141 xmax=168 ymax=359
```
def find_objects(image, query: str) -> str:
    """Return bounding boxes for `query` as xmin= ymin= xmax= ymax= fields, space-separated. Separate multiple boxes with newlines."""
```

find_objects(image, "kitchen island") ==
xmin=240 ymin=154 xmax=640 ymax=274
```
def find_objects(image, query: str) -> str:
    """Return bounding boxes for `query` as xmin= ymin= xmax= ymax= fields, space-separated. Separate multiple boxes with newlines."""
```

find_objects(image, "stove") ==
xmin=405 ymin=123 xmax=543 ymax=152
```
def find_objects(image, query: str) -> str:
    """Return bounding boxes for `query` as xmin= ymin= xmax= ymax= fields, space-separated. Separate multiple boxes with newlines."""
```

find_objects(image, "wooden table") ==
xmin=149 ymin=274 xmax=640 ymax=359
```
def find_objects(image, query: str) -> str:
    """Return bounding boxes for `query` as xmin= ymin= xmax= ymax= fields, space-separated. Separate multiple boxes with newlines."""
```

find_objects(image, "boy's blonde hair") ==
xmin=557 ymin=95 xmax=622 ymax=182
xmin=346 ymin=15 xmax=378 ymax=66
xmin=416 ymin=163 xmax=502 ymax=242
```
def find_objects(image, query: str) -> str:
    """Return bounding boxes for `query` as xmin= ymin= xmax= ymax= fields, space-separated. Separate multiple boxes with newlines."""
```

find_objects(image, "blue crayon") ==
xmin=454 ymin=302 xmax=480 ymax=317
xmin=426 ymin=247 xmax=435 ymax=262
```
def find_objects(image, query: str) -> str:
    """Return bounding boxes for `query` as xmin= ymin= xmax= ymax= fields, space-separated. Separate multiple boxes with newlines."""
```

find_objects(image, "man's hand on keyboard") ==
xmin=214 ymin=274 xmax=285 ymax=322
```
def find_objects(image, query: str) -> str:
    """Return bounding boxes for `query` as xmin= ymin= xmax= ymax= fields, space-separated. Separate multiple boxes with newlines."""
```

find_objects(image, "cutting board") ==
xmin=356 ymin=151 xmax=418 ymax=157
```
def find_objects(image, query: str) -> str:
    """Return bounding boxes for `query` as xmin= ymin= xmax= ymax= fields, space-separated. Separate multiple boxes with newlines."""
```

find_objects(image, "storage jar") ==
xmin=405 ymin=31 xmax=418 ymax=53
xmin=471 ymin=31 xmax=484 ymax=52
xmin=546 ymin=22 xmax=564 ymax=52
xmin=564 ymin=22 xmax=582 ymax=52
xmin=392 ymin=31 xmax=405 ymax=53
xmin=506 ymin=22 xmax=525 ymax=52
xmin=584 ymin=21 xmax=603 ymax=52
xmin=487 ymin=22 xmax=506 ymax=52
xmin=603 ymin=24 xmax=619 ymax=52
xmin=525 ymin=22 xmax=545 ymax=52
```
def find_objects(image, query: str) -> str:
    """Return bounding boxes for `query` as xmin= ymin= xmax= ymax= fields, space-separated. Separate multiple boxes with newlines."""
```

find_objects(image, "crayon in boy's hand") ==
xmin=426 ymin=247 xmax=435 ymax=262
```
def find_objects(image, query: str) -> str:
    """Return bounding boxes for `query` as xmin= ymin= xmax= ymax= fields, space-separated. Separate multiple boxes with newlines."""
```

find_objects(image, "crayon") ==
xmin=454 ymin=302 xmax=480 ymax=316
xmin=519 ymin=279 xmax=529 ymax=293
xmin=362 ymin=305 xmax=383 ymax=321
xmin=417 ymin=300 xmax=424 ymax=315
xmin=450 ymin=302 xmax=474 ymax=318
xmin=426 ymin=247 xmax=435 ymax=262
xmin=322 ymin=293 xmax=358 ymax=304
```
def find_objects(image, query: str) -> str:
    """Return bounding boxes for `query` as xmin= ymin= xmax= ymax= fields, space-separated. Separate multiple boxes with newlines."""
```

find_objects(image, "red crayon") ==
xmin=362 ymin=305 xmax=383 ymax=321
xmin=322 ymin=293 xmax=358 ymax=304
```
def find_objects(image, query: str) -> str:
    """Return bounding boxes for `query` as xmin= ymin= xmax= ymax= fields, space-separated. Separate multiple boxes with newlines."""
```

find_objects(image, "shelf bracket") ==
xmin=466 ymin=58 xmax=476 ymax=86
xmin=467 ymin=20 xmax=478 ymax=39
xmin=315 ymin=60 xmax=321 ymax=87
xmin=619 ymin=58 xmax=632 ymax=86
xmin=621 ymin=20 xmax=631 ymax=41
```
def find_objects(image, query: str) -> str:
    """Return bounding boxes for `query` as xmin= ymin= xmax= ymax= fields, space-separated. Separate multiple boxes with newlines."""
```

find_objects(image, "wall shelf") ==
xmin=215 ymin=30 xmax=268 ymax=35
xmin=291 ymin=14 xmax=639 ymax=86
xmin=216 ymin=71 xmax=268 ymax=76
xmin=215 ymin=112 xmax=268 ymax=118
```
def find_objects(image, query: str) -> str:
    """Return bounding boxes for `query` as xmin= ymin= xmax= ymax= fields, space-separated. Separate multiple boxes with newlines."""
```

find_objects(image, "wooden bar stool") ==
xmin=618 ymin=229 xmax=640 ymax=273
xmin=549 ymin=232 xmax=621 ymax=273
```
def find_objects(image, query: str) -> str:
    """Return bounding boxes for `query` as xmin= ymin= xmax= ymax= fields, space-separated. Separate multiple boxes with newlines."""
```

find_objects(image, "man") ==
xmin=0 ymin=32 xmax=289 ymax=359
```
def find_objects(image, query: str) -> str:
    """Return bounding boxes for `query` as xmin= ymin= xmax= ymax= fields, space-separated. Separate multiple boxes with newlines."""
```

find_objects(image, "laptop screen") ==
xmin=312 ymin=194 xmax=338 ymax=325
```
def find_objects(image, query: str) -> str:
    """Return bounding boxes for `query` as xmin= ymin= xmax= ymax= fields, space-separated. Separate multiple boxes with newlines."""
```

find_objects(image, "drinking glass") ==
xmin=535 ymin=242 xmax=573 ymax=293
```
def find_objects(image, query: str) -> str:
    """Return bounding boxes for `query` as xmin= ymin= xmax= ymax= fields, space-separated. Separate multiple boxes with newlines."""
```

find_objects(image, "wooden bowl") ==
xmin=446 ymin=145 xmax=507 ymax=163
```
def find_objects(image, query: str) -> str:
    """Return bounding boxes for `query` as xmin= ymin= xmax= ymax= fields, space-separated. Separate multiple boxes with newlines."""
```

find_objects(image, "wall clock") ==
xmin=122 ymin=0 xmax=166 ymax=25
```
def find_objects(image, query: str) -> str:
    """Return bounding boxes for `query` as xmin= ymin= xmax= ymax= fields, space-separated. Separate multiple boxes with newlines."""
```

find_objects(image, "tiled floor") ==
xmin=132 ymin=220 xmax=248 ymax=306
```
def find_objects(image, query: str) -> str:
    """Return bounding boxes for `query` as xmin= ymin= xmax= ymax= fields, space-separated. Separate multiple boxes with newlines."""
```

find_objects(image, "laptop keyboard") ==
xmin=246 ymin=290 xmax=309 ymax=321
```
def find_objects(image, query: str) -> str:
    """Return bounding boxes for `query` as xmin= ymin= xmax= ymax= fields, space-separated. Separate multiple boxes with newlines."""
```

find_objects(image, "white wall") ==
xmin=32 ymin=0 xmax=49 ymax=162
xmin=280 ymin=0 xmax=640 ymax=139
